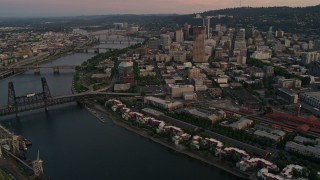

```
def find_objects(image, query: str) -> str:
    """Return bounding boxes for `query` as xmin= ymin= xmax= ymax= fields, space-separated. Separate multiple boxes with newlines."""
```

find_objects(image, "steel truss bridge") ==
xmin=0 ymin=77 xmax=164 ymax=117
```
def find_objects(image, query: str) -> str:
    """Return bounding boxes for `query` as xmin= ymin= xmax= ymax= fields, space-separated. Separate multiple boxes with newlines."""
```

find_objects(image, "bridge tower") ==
xmin=53 ymin=66 xmax=60 ymax=74
xmin=11 ymin=135 xmax=20 ymax=154
xmin=8 ymin=82 xmax=19 ymax=117
xmin=34 ymin=66 xmax=40 ymax=75
xmin=32 ymin=150 xmax=44 ymax=177
xmin=41 ymin=77 xmax=52 ymax=112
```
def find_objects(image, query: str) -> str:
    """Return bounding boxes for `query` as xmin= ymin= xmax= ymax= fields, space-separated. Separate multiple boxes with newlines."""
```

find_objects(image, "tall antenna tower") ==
xmin=240 ymin=0 xmax=242 ymax=7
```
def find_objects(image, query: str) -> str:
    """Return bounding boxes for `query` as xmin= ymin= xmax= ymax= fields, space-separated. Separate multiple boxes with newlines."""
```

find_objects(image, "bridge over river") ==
xmin=0 ymin=77 xmax=164 ymax=117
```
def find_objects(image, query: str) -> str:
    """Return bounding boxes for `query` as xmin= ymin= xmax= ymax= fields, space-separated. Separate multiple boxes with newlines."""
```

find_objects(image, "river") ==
xmin=0 ymin=53 xmax=240 ymax=180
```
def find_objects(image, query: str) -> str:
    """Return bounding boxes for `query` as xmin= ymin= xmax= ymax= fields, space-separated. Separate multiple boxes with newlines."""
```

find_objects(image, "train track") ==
xmin=224 ymin=108 xmax=320 ymax=137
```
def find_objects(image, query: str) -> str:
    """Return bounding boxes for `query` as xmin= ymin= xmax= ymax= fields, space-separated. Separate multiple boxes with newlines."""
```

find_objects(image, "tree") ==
xmin=309 ymin=169 xmax=319 ymax=180
xmin=301 ymin=76 xmax=311 ymax=86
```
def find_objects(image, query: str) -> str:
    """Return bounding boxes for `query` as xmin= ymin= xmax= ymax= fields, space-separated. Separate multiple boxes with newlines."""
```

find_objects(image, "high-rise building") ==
xmin=216 ymin=24 xmax=221 ymax=32
xmin=183 ymin=23 xmax=191 ymax=40
xmin=175 ymin=30 xmax=184 ymax=44
xmin=192 ymin=26 xmax=206 ymax=63
xmin=267 ymin=27 xmax=273 ymax=40
xmin=236 ymin=28 xmax=246 ymax=41
xmin=205 ymin=17 xmax=212 ymax=39
xmin=160 ymin=34 xmax=171 ymax=50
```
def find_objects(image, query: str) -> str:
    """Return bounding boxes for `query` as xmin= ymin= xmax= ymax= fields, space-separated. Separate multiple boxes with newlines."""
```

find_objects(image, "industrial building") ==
xmin=300 ymin=92 xmax=320 ymax=109
xmin=285 ymin=141 xmax=320 ymax=159
xmin=277 ymin=88 xmax=298 ymax=104
xmin=144 ymin=96 xmax=183 ymax=111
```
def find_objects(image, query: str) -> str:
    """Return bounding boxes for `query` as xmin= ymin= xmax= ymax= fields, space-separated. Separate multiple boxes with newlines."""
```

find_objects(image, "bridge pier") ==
xmin=53 ymin=66 xmax=60 ymax=74
xmin=34 ymin=68 xmax=40 ymax=75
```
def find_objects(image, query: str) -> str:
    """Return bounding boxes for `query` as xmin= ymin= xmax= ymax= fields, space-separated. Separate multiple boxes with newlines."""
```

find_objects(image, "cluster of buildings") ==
xmin=0 ymin=30 xmax=89 ymax=66
xmin=257 ymin=164 xmax=304 ymax=180
xmin=133 ymin=20 xmax=320 ymax=107
xmin=106 ymin=98 xmax=313 ymax=179
xmin=253 ymin=125 xmax=286 ymax=142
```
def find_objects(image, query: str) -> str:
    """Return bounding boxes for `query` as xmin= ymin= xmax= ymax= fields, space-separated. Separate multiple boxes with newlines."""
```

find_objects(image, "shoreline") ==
xmin=92 ymin=103 xmax=252 ymax=180
xmin=0 ymin=39 xmax=96 ymax=81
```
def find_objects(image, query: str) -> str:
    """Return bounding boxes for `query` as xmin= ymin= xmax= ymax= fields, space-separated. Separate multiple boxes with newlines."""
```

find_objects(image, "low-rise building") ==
xmin=214 ymin=75 xmax=229 ymax=84
xmin=257 ymin=168 xmax=284 ymax=180
xmin=251 ymin=51 xmax=272 ymax=60
xmin=183 ymin=92 xmax=197 ymax=100
xmin=277 ymin=88 xmax=298 ymax=103
xmin=281 ymin=164 xmax=304 ymax=179
xmin=300 ymin=92 xmax=320 ymax=109
xmin=144 ymin=96 xmax=183 ymax=111
xmin=254 ymin=130 xmax=282 ymax=142
xmin=285 ymin=141 xmax=320 ymax=159
xmin=224 ymin=147 xmax=250 ymax=159
xmin=188 ymin=67 xmax=201 ymax=79
xmin=278 ymin=78 xmax=301 ymax=89
xmin=228 ymin=118 xmax=253 ymax=130
xmin=91 ymin=74 xmax=111 ymax=81
xmin=113 ymin=83 xmax=131 ymax=92
xmin=169 ymin=84 xmax=194 ymax=98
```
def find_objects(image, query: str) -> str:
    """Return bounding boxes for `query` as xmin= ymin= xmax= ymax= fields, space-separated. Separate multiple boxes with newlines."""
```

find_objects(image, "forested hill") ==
xmin=203 ymin=5 xmax=320 ymax=16
xmin=0 ymin=5 xmax=319 ymax=35
xmin=170 ymin=5 xmax=320 ymax=35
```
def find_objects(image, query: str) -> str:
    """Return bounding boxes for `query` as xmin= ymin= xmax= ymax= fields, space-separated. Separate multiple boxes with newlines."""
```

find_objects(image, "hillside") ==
xmin=171 ymin=5 xmax=320 ymax=35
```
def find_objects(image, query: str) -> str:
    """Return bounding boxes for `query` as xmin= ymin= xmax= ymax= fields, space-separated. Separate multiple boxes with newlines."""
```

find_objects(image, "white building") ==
xmin=144 ymin=96 xmax=183 ymax=111
xmin=229 ymin=118 xmax=253 ymax=130
xmin=251 ymin=51 xmax=272 ymax=60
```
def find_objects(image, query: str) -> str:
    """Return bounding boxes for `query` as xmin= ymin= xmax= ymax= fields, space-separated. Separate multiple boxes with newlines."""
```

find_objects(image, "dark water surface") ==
xmin=0 ymin=53 xmax=239 ymax=180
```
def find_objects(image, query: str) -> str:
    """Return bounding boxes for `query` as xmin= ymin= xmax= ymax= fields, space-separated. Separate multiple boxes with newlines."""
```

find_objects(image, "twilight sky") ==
xmin=0 ymin=0 xmax=319 ymax=17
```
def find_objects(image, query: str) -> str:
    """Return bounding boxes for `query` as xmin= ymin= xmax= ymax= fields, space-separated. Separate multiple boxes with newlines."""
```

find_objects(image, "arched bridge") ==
xmin=0 ymin=78 xmax=164 ymax=117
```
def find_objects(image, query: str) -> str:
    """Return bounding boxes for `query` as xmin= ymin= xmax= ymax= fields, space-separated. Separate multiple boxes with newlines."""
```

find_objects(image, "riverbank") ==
xmin=92 ymin=103 xmax=253 ymax=180
xmin=0 ymin=38 xmax=97 ymax=81
xmin=0 ymin=155 xmax=29 ymax=180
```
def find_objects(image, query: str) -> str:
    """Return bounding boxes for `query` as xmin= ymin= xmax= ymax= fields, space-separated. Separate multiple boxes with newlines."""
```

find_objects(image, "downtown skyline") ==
xmin=0 ymin=0 xmax=319 ymax=17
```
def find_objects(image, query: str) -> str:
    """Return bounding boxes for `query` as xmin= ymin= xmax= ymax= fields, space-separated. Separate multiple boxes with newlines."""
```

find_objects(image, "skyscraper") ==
xmin=160 ymin=34 xmax=171 ymax=50
xmin=183 ymin=23 xmax=191 ymax=40
xmin=175 ymin=29 xmax=184 ymax=44
xmin=237 ymin=28 xmax=246 ymax=41
xmin=192 ymin=26 xmax=206 ymax=63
